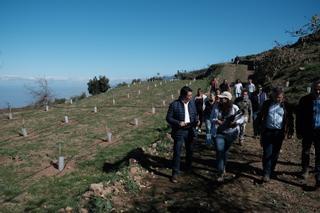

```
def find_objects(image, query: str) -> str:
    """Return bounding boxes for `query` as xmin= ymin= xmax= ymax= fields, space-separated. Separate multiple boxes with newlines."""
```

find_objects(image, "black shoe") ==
xmin=171 ymin=175 xmax=178 ymax=183
xmin=262 ymin=175 xmax=270 ymax=183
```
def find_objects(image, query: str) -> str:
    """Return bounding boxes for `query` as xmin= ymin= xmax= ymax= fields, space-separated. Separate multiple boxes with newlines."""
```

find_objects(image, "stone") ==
xmin=80 ymin=208 xmax=88 ymax=213
xmin=90 ymin=183 xmax=104 ymax=195
xmin=65 ymin=207 xmax=73 ymax=213
xmin=130 ymin=166 xmax=138 ymax=175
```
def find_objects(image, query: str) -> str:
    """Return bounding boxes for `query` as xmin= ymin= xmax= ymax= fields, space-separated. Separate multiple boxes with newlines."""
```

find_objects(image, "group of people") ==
xmin=166 ymin=79 xmax=320 ymax=189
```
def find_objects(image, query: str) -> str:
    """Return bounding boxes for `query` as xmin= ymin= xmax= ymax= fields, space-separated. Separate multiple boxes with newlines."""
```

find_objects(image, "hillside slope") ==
xmin=238 ymin=30 xmax=320 ymax=104
xmin=0 ymin=79 xmax=208 ymax=212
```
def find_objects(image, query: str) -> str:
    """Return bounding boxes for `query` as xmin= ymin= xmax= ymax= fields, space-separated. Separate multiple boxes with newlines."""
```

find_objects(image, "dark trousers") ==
xmin=252 ymin=111 xmax=260 ymax=136
xmin=301 ymin=129 xmax=320 ymax=182
xmin=197 ymin=110 xmax=203 ymax=129
xmin=261 ymin=129 xmax=285 ymax=177
xmin=172 ymin=129 xmax=194 ymax=176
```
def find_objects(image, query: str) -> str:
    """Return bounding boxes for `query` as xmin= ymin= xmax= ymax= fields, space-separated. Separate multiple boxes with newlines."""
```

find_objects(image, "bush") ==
xmin=115 ymin=82 xmax=128 ymax=88
xmin=70 ymin=92 xmax=87 ymax=101
xmin=53 ymin=98 xmax=66 ymax=104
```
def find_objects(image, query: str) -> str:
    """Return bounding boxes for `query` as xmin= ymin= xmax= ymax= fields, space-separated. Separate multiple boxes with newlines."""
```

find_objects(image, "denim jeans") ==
xmin=215 ymin=131 xmax=238 ymax=174
xmin=205 ymin=119 xmax=212 ymax=145
xmin=261 ymin=129 xmax=285 ymax=177
xmin=172 ymin=129 xmax=194 ymax=176
xmin=205 ymin=119 xmax=211 ymax=134
xmin=301 ymin=129 xmax=320 ymax=182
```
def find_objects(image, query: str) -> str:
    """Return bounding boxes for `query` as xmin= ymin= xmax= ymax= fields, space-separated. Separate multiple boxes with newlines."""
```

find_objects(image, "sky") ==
xmin=0 ymin=0 xmax=319 ymax=81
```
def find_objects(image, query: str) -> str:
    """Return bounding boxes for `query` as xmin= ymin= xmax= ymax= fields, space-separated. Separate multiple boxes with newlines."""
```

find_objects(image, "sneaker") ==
xmin=171 ymin=175 xmax=178 ymax=183
xmin=217 ymin=174 xmax=224 ymax=182
xmin=262 ymin=175 xmax=270 ymax=183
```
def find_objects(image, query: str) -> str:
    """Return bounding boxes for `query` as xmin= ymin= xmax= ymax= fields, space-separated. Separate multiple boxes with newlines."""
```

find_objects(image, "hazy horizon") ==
xmin=0 ymin=78 xmax=131 ymax=109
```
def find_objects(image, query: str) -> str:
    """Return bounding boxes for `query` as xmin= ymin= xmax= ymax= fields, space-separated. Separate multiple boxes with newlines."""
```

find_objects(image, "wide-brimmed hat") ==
xmin=218 ymin=91 xmax=232 ymax=100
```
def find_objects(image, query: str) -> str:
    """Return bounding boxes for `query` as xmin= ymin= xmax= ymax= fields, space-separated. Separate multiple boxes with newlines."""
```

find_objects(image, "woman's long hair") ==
xmin=219 ymin=99 xmax=233 ymax=116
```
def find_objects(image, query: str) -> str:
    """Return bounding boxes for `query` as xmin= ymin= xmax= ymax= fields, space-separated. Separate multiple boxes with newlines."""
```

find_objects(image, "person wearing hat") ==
xmin=214 ymin=91 xmax=244 ymax=182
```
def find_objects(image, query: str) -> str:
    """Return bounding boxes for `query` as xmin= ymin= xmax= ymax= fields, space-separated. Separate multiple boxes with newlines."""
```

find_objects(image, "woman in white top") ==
xmin=214 ymin=91 xmax=244 ymax=182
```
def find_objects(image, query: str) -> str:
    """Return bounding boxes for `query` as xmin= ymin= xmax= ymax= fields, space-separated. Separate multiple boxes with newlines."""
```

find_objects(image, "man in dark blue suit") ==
xmin=166 ymin=86 xmax=198 ymax=183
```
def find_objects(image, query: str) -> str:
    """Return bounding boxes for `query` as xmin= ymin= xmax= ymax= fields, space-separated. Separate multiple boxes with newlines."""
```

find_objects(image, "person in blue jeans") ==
xmin=256 ymin=87 xmax=294 ymax=183
xmin=203 ymin=94 xmax=219 ymax=145
xmin=166 ymin=86 xmax=199 ymax=183
xmin=214 ymin=91 xmax=244 ymax=182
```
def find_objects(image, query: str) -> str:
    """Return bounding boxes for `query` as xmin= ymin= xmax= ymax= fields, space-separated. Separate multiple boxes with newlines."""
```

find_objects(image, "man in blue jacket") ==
xmin=166 ymin=86 xmax=198 ymax=183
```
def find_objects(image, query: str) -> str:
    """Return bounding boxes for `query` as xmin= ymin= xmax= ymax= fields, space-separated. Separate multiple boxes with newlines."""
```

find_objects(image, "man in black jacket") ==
xmin=296 ymin=80 xmax=320 ymax=188
xmin=256 ymin=87 xmax=294 ymax=182
xmin=166 ymin=86 xmax=198 ymax=183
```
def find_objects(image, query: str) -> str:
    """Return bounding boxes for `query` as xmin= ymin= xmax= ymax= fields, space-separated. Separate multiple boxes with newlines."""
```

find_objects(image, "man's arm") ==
xmin=248 ymin=100 xmax=253 ymax=122
xmin=166 ymin=102 xmax=180 ymax=128
xmin=285 ymin=102 xmax=294 ymax=138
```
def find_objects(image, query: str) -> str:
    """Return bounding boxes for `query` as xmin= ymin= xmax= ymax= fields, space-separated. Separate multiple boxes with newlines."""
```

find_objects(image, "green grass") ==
xmin=0 ymin=79 xmax=208 ymax=212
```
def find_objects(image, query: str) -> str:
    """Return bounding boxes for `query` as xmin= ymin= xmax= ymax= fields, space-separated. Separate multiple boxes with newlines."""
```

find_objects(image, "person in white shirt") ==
xmin=234 ymin=79 xmax=243 ymax=98
xmin=247 ymin=78 xmax=256 ymax=99
xmin=214 ymin=91 xmax=244 ymax=182
xmin=166 ymin=86 xmax=199 ymax=183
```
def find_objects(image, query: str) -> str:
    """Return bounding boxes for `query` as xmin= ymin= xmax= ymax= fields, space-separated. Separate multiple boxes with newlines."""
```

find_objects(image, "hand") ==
xmin=179 ymin=121 xmax=186 ymax=127
xmin=197 ymin=120 xmax=200 ymax=126
xmin=216 ymin=120 xmax=223 ymax=125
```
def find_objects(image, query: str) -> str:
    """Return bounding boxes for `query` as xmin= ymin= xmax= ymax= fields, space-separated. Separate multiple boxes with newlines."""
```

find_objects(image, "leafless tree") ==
xmin=26 ymin=78 xmax=55 ymax=106
xmin=286 ymin=14 xmax=320 ymax=37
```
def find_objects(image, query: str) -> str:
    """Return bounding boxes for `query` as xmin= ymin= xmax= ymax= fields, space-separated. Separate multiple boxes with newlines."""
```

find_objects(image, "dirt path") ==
xmin=119 ymin=124 xmax=320 ymax=212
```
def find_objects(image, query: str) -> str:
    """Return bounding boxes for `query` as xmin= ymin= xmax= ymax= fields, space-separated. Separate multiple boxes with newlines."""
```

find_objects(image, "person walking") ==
xmin=234 ymin=79 xmax=243 ymax=98
xmin=256 ymin=87 xmax=294 ymax=183
xmin=251 ymin=85 xmax=268 ymax=138
xmin=203 ymin=93 xmax=219 ymax=145
xmin=246 ymin=78 xmax=256 ymax=99
xmin=296 ymin=80 xmax=320 ymax=188
xmin=210 ymin=77 xmax=219 ymax=95
xmin=166 ymin=86 xmax=199 ymax=183
xmin=214 ymin=91 xmax=244 ymax=182
xmin=194 ymin=88 xmax=207 ymax=132
xmin=220 ymin=79 xmax=231 ymax=92
xmin=234 ymin=89 xmax=252 ymax=145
